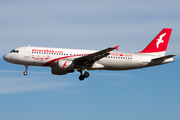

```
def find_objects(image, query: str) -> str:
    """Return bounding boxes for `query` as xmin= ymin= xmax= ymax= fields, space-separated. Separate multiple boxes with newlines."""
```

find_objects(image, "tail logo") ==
xmin=156 ymin=33 xmax=166 ymax=48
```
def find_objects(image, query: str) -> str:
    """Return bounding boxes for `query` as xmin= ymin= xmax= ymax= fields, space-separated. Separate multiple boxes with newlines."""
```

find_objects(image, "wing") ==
xmin=74 ymin=45 xmax=119 ymax=67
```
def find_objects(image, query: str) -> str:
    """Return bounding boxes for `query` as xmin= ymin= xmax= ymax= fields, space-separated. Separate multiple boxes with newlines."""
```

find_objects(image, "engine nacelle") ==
xmin=51 ymin=67 xmax=67 ymax=75
xmin=57 ymin=60 xmax=74 ymax=71
xmin=51 ymin=60 xmax=75 ymax=75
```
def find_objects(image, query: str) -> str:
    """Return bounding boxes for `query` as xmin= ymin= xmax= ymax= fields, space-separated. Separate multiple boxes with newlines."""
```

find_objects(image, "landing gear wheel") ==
xmin=23 ymin=65 xmax=28 ymax=76
xmin=84 ymin=72 xmax=90 ymax=78
xmin=78 ymin=70 xmax=90 ymax=81
xmin=79 ymin=75 xmax=85 ymax=81
xmin=23 ymin=71 xmax=28 ymax=76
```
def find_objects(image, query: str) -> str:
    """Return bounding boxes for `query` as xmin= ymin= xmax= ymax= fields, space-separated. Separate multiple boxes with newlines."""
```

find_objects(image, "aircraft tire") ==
xmin=84 ymin=72 xmax=90 ymax=78
xmin=23 ymin=71 xmax=28 ymax=76
xmin=79 ymin=75 xmax=85 ymax=81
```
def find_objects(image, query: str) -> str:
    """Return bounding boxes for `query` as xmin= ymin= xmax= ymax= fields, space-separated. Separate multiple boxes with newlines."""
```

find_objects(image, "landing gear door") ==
xmin=24 ymin=46 xmax=30 ymax=58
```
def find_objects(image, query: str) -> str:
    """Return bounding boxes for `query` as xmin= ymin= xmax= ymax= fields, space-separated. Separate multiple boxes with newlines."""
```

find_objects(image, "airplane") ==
xmin=3 ymin=28 xmax=175 ymax=81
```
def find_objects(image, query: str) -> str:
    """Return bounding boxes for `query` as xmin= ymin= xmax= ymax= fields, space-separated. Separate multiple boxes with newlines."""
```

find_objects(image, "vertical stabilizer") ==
xmin=139 ymin=28 xmax=172 ymax=56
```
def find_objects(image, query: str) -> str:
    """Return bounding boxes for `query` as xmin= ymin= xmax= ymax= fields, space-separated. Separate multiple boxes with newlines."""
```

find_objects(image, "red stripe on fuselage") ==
xmin=42 ymin=53 xmax=92 ymax=66
xmin=42 ymin=56 xmax=73 ymax=66
xmin=42 ymin=52 xmax=124 ymax=66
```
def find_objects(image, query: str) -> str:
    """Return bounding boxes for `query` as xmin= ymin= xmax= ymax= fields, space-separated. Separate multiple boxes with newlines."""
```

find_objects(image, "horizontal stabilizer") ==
xmin=152 ymin=55 xmax=175 ymax=61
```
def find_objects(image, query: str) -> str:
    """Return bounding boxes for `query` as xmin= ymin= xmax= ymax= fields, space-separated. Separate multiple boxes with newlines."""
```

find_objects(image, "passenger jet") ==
xmin=3 ymin=28 xmax=175 ymax=81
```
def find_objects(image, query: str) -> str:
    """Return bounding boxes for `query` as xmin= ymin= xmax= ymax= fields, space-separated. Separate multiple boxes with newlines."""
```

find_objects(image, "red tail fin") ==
xmin=139 ymin=28 xmax=172 ymax=55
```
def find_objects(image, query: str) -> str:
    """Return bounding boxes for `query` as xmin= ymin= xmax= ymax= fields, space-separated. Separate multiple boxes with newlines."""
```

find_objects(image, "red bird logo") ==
xmin=156 ymin=33 xmax=166 ymax=48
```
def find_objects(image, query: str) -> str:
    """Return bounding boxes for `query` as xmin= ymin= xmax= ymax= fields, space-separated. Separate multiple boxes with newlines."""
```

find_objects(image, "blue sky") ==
xmin=0 ymin=0 xmax=180 ymax=120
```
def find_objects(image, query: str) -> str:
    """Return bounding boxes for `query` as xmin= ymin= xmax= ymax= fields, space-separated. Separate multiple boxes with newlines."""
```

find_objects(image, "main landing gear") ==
xmin=23 ymin=65 xmax=28 ymax=76
xmin=78 ymin=70 xmax=90 ymax=81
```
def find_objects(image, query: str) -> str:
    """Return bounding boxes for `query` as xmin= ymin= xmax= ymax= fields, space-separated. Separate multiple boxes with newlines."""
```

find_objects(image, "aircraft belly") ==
xmin=100 ymin=59 xmax=141 ymax=70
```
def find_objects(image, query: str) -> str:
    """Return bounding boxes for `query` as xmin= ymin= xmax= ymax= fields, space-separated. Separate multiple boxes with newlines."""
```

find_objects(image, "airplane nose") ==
xmin=3 ymin=54 xmax=8 ymax=61
xmin=3 ymin=53 xmax=20 ymax=64
xmin=3 ymin=54 xmax=12 ymax=62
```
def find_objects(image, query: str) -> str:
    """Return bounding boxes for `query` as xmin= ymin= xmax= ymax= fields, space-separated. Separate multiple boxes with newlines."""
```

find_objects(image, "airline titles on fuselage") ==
xmin=32 ymin=48 xmax=63 ymax=53
xmin=31 ymin=48 xmax=132 ymax=61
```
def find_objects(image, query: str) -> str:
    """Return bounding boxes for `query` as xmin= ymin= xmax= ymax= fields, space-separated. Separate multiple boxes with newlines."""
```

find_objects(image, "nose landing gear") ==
xmin=23 ymin=65 xmax=28 ymax=76
xmin=78 ymin=70 xmax=90 ymax=81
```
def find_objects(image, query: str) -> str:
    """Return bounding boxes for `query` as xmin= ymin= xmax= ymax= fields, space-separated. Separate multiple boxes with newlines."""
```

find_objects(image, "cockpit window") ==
xmin=10 ymin=49 xmax=19 ymax=53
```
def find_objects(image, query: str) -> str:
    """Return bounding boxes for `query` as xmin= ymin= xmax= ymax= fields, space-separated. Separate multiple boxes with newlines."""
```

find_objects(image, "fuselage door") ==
xmin=24 ymin=46 xmax=30 ymax=58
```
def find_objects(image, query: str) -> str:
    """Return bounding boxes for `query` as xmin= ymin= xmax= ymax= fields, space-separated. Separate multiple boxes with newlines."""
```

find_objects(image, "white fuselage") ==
xmin=3 ymin=46 xmax=174 ymax=71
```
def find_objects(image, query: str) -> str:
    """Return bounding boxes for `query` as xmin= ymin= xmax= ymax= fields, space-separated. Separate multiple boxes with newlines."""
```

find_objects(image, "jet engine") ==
xmin=57 ymin=60 xmax=74 ymax=70
xmin=51 ymin=60 xmax=75 ymax=75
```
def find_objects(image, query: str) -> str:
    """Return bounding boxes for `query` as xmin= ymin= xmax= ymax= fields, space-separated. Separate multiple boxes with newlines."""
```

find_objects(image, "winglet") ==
xmin=114 ymin=45 xmax=119 ymax=50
